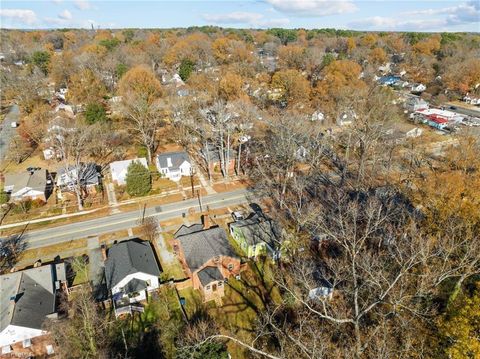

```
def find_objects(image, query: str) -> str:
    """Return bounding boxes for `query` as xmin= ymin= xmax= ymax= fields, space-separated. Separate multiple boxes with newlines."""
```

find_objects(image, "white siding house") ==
xmin=156 ymin=152 xmax=192 ymax=182
xmin=109 ymin=158 xmax=148 ymax=185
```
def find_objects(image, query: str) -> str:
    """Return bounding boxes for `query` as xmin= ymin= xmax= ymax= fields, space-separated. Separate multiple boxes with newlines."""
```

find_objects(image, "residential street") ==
xmin=0 ymin=104 xmax=19 ymax=164
xmin=9 ymin=188 xmax=253 ymax=250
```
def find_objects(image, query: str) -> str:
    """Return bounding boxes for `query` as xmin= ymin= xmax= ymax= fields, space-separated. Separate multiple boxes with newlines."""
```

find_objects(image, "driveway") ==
xmin=0 ymin=104 xmax=19 ymax=164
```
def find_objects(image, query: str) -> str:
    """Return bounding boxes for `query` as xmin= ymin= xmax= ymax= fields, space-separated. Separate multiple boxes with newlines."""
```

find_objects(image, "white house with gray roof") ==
xmin=3 ymin=169 xmax=51 ymax=202
xmin=0 ymin=263 xmax=66 ymax=351
xmin=109 ymin=158 xmax=148 ymax=185
xmin=104 ymin=240 xmax=161 ymax=309
xmin=156 ymin=151 xmax=191 ymax=182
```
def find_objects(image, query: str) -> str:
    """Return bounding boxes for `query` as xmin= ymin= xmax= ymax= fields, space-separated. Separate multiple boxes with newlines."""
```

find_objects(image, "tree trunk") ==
xmin=237 ymin=142 xmax=242 ymax=175
xmin=147 ymin=145 xmax=152 ymax=165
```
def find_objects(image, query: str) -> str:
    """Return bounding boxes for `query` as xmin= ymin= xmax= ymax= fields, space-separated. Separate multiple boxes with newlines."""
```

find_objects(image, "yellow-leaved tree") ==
xmin=438 ymin=283 xmax=480 ymax=359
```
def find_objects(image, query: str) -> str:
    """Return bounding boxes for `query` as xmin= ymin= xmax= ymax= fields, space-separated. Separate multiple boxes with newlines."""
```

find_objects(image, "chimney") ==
xmin=101 ymin=244 xmax=108 ymax=261
xmin=167 ymin=157 xmax=173 ymax=167
xmin=202 ymin=214 xmax=211 ymax=230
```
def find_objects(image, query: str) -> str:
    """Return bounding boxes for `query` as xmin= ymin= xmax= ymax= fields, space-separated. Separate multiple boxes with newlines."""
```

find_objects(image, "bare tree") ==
xmin=52 ymin=119 xmax=98 ymax=211
xmin=46 ymin=277 xmax=112 ymax=358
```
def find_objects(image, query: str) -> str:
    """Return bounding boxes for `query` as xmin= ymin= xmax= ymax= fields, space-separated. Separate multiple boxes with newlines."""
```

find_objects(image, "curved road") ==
xmin=12 ymin=188 xmax=253 ymax=250
xmin=0 ymin=104 xmax=19 ymax=164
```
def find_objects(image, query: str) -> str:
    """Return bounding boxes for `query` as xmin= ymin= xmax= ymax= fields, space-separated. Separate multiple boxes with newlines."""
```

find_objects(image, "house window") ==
xmin=228 ymin=263 xmax=234 ymax=271
xmin=206 ymin=285 xmax=211 ymax=290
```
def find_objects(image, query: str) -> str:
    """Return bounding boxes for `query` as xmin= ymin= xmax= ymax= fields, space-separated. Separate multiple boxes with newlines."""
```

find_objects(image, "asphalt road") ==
xmin=0 ymin=104 xmax=19 ymax=163
xmin=444 ymin=103 xmax=480 ymax=118
xmin=14 ymin=188 xmax=254 ymax=250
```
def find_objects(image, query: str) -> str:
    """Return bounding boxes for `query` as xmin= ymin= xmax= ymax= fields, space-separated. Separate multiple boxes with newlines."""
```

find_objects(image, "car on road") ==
xmin=11 ymin=121 xmax=19 ymax=128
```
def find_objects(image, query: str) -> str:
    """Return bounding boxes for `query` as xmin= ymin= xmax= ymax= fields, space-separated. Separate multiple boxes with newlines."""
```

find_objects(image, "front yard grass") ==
xmin=18 ymin=238 xmax=88 ymax=266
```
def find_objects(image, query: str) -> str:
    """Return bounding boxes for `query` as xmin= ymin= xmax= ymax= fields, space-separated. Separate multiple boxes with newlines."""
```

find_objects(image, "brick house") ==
xmin=173 ymin=218 xmax=241 ymax=303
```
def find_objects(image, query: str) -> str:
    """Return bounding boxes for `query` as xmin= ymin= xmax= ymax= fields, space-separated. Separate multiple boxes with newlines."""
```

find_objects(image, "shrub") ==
xmin=0 ymin=191 xmax=9 ymax=205
xmin=179 ymin=58 xmax=194 ymax=81
xmin=126 ymin=161 xmax=151 ymax=197
xmin=137 ymin=146 xmax=148 ymax=158
xmin=84 ymin=103 xmax=107 ymax=124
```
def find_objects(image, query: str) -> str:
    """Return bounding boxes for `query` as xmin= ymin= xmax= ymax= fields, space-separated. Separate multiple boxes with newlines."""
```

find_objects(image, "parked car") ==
xmin=11 ymin=122 xmax=18 ymax=128
xmin=231 ymin=211 xmax=245 ymax=221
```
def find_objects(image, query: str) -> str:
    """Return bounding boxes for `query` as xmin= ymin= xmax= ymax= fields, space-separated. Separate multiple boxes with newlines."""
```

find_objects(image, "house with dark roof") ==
xmin=229 ymin=212 xmax=283 ymax=259
xmin=173 ymin=219 xmax=241 ymax=303
xmin=0 ymin=263 xmax=67 ymax=355
xmin=104 ymin=239 xmax=161 ymax=314
xmin=3 ymin=169 xmax=51 ymax=203
xmin=156 ymin=151 xmax=192 ymax=182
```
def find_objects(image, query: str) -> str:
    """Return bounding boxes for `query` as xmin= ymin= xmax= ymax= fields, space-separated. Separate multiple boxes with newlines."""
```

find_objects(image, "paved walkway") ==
xmin=194 ymin=163 xmax=216 ymax=195
xmin=156 ymin=224 xmax=175 ymax=265
xmin=106 ymin=183 xmax=118 ymax=206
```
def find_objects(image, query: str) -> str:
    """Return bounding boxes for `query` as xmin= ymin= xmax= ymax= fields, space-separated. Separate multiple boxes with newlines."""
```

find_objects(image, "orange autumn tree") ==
xmin=118 ymin=65 xmax=163 ymax=104
xmin=212 ymin=37 xmax=254 ymax=64
xmin=346 ymin=37 xmax=356 ymax=54
xmin=444 ymin=58 xmax=480 ymax=94
xmin=68 ymin=69 xmax=107 ymax=105
xmin=413 ymin=35 xmax=441 ymax=55
xmin=315 ymin=59 xmax=366 ymax=102
xmin=219 ymin=72 xmax=245 ymax=101
xmin=278 ymin=45 xmax=307 ymax=70
xmin=271 ymin=69 xmax=310 ymax=105
xmin=369 ymin=47 xmax=387 ymax=64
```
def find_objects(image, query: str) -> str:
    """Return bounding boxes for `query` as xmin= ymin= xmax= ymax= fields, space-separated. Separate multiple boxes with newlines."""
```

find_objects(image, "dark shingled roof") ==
xmin=197 ymin=266 xmax=223 ymax=287
xmin=105 ymin=240 xmax=161 ymax=291
xmin=229 ymin=213 xmax=282 ymax=248
xmin=123 ymin=278 xmax=148 ymax=294
xmin=11 ymin=273 xmax=55 ymax=329
xmin=174 ymin=224 xmax=204 ymax=238
xmin=175 ymin=226 xmax=238 ymax=272
xmin=156 ymin=151 xmax=190 ymax=171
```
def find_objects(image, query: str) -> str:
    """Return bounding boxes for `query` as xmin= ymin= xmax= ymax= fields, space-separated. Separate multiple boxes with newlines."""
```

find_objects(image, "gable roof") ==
xmin=230 ymin=213 xmax=282 ymax=249
xmin=105 ymin=240 xmax=161 ymax=292
xmin=197 ymin=266 xmax=223 ymax=287
xmin=156 ymin=152 xmax=190 ymax=171
xmin=175 ymin=226 xmax=238 ymax=272
xmin=109 ymin=158 xmax=148 ymax=183
xmin=56 ymin=163 xmax=100 ymax=187
xmin=4 ymin=169 xmax=47 ymax=194
xmin=0 ymin=263 xmax=65 ymax=338
xmin=174 ymin=224 xmax=204 ymax=238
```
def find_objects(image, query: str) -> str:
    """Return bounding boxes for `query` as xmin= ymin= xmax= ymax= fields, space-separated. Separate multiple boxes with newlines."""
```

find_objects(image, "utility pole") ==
xmin=139 ymin=202 xmax=147 ymax=224
xmin=197 ymin=190 xmax=203 ymax=212
xmin=190 ymin=168 xmax=195 ymax=198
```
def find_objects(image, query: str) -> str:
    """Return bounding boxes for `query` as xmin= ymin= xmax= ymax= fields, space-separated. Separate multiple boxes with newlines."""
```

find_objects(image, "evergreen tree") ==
xmin=84 ymin=103 xmax=107 ymax=124
xmin=126 ymin=161 xmax=151 ymax=197
xmin=179 ymin=59 xmax=194 ymax=81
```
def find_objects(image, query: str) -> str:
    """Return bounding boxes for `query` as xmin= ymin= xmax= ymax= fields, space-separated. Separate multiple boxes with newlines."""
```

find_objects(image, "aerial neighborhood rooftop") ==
xmin=0 ymin=14 xmax=479 ymax=359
